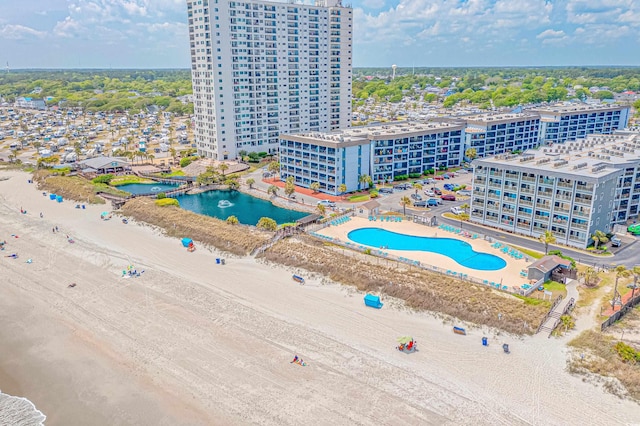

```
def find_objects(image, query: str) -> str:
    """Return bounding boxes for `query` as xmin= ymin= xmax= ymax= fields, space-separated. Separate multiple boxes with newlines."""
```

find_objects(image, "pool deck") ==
xmin=316 ymin=216 xmax=532 ymax=292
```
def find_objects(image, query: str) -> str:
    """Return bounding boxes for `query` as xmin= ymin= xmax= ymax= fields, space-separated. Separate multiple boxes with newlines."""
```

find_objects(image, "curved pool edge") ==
xmin=346 ymin=227 xmax=507 ymax=271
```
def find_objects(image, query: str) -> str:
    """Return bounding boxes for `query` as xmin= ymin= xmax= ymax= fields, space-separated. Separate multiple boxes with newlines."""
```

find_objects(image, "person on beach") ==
xmin=40 ymin=212 xmax=43 ymax=218
xmin=55 ymin=226 xmax=59 ymax=232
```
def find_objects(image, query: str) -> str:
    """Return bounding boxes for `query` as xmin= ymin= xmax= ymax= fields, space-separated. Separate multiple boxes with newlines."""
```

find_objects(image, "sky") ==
xmin=0 ymin=0 xmax=639 ymax=69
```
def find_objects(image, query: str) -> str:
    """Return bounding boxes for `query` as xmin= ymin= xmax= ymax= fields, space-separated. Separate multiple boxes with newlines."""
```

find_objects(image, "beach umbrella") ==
xmin=101 ymin=211 xmax=109 ymax=216
xmin=396 ymin=336 xmax=413 ymax=344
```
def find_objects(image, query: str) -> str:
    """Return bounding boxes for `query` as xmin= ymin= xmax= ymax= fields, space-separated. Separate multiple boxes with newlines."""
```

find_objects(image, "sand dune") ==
xmin=0 ymin=170 xmax=638 ymax=425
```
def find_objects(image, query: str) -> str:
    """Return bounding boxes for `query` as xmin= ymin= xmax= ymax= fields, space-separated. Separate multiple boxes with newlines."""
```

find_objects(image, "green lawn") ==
xmin=110 ymin=176 xmax=154 ymax=186
xmin=512 ymin=246 xmax=544 ymax=259
xmin=162 ymin=170 xmax=185 ymax=177
xmin=348 ymin=194 xmax=370 ymax=202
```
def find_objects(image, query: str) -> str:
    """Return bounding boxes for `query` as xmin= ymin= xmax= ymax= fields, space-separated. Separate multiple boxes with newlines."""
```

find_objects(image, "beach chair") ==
xmin=483 ymin=279 xmax=489 ymax=285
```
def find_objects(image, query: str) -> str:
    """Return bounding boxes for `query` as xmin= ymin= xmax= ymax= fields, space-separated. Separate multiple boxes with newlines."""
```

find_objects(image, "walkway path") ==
xmin=536 ymin=279 xmax=579 ymax=338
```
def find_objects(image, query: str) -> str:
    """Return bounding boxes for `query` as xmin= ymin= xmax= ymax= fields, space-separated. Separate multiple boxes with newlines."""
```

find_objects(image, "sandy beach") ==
xmin=1 ymin=169 xmax=639 ymax=425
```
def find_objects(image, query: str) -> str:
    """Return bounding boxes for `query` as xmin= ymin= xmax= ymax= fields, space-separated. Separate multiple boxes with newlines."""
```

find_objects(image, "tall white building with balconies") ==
xmin=187 ymin=0 xmax=352 ymax=160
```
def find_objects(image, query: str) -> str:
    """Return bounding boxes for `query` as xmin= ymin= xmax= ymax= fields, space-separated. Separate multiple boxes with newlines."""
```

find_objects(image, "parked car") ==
xmin=317 ymin=200 xmax=336 ymax=207
xmin=441 ymin=194 xmax=456 ymax=201
xmin=457 ymin=169 xmax=469 ymax=174
xmin=426 ymin=178 xmax=436 ymax=184
xmin=443 ymin=183 xmax=455 ymax=191
xmin=611 ymin=236 xmax=622 ymax=247
xmin=413 ymin=200 xmax=427 ymax=207
xmin=394 ymin=183 xmax=412 ymax=190
xmin=442 ymin=174 xmax=451 ymax=179
xmin=410 ymin=194 xmax=423 ymax=201
xmin=456 ymin=190 xmax=472 ymax=196
xmin=434 ymin=175 xmax=445 ymax=180
xmin=427 ymin=198 xmax=440 ymax=207
xmin=378 ymin=187 xmax=393 ymax=194
xmin=424 ymin=190 xmax=435 ymax=197
xmin=451 ymin=206 xmax=463 ymax=215
xmin=432 ymin=187 xmax=442 ymax=195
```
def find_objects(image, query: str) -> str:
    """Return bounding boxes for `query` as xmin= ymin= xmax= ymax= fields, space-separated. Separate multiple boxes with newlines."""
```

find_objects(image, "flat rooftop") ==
xmin=474 ymin=132 xmax=640 ymax=179
xmin=529 ymin=103 xmax=627 ymax=115
xmin=282 ymin=121 xmax=463 ymax=147
xmin=464 ymin=112 xmax=539 ymax=125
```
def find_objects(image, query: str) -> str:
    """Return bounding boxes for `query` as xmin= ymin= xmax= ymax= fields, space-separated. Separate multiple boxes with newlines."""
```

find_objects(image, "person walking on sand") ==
xmin=55 ymin=226 xmax=59 ymax=232
xmin=40 ymin=212 xmax=43 ymax=218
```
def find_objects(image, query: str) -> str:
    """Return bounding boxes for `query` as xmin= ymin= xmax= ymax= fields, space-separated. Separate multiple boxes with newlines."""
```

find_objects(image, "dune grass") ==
xmin=32 ymin=170 xmax=124 ymax=203
xmin=258 ymin=236 xmax=548 ymax=335
xmin=120 ymin=197 xmax=270 ymax=256
xmin=568 ymin=329 xmax=640 ymax=401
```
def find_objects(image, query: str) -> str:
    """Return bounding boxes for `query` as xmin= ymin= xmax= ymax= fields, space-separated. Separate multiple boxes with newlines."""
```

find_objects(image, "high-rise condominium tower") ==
xmin=187 ymin=0 xmax=352 ymax=160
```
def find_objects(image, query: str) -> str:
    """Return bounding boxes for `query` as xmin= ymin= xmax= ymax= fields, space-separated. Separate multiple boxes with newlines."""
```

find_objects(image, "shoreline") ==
xmin=1 ymin=169 xmax=639 ymax=425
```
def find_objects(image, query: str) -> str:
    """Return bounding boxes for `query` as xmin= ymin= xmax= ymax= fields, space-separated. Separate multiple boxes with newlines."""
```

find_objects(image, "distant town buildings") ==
xmin=187 ymin=0 xmax=352 ymax=160
xmin=470 ymin=132 xmax=640 ymax=248
xmin=14 ymin=97 xmax=46 ymax=111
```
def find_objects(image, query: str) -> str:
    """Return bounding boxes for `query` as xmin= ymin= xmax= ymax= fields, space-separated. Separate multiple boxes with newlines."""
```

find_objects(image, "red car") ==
xmin=434 ymin=175 xmax=445 ymax=180
xmin=441 ymin=194 xmax=456 ymax=201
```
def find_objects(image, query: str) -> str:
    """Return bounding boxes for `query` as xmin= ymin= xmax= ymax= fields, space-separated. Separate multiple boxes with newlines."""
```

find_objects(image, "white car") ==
xmin=450 ymin=207 xmax=463 ymax=215
xmin=317 ymin=200 xmax=336 ymax=208
xmin=424 ymin=190 xmax=435 ymax=197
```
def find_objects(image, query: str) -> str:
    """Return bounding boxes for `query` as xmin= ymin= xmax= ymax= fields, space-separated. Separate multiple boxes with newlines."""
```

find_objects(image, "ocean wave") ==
xmin=0 ymin=390 xmax=46 ymax=426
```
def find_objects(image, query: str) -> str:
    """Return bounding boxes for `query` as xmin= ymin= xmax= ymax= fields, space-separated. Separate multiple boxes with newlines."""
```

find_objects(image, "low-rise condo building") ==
xmin=470 ymin=132 xmax=640 ymax=248
xmin=279 ymin=121 xmax=464 ymax=194
xmin=530 ymin=103 xmax=629 ymax=144
xmin=464 ymin=112 xmax=540 ymax=158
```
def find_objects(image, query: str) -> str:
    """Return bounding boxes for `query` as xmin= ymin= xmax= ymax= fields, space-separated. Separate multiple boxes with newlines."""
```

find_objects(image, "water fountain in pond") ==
xmin=150 ymin=186 xmax=162 ymax=192
xmin=217 ymin=200 xmax=234 ymax=208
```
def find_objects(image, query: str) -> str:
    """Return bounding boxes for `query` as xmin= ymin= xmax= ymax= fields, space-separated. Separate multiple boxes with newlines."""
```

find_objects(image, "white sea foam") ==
xmin=0 ymin=390 xmax=46 ymax=426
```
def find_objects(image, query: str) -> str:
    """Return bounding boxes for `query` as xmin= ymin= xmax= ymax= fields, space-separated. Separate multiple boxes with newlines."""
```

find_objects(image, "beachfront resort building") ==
xmin=470 ymin=132 xmax=640 ymax=248
xmin=529 ymin=103 xmax=629 ymax=144
xmin=464 ymin=112 xmax=541 ymax=158
xmin=279 ymin=121 xmax=465 ymax=194
xmin=187 ymin=0 xmax=352 ymax=160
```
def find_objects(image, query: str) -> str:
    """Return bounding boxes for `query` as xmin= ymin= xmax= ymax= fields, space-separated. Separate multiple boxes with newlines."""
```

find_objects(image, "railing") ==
xmin=537 ymin=295 xmax=563 ymax=333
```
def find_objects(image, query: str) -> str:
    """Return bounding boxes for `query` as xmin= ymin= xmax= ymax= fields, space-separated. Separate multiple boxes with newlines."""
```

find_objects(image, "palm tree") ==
xmin=284 ymin=176 xmax=295 ymax=198
xmin=539 ymin=230 xmax=556 ymax=255
xmin=613 ymin=265 xmax=630 ymax=309
xmin=310 ymin=181 xmax=320 ymax=193
xmin=460 ymin=203 xmax=470 ymax=213
xmin=267 ymin=185 xmax=279 ymax=197
xmin=225 ymin=178 xmax=239 ymax=191
xmin=465 ymin=147 xmax=477 ymax=161
xmin=591 ymin=230 xmax=609 ymax=250
xmin=338 ymin=183 xmax=347 ymax=197
xmin=630 ymin=266 xmax=640 ymax=302
xmin=358 ymin=174 xmax=372 ymax=190
xmin=582 ymin=267 xmax=598 ymax=288
xmin=268 ymin=161 xmax=280 ymax=181
xmin=400 ymin=196 xmax=411 ymax=215
xmin=218 ymin=162 xmax=229 ymax=177
xmin=316 ymin=203 xmax=326 ymax=217
xmin=246 ymin=178 xmax=255 ymax=189
xmin=412 ymin=182 xmax=423 ymax=195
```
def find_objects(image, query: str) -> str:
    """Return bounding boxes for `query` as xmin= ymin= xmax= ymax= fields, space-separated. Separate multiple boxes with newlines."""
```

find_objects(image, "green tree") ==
xmin=593 ymin=90 xmax=614 ymax=100
xmin=267 ymin=161 xmax=280 ymax=180
xmin=465 ymin=148 xmax=477 ymax=161
xmin=400 ymin=196 xmax=411 ymax=215
xmin=413 ymin=182 xmax=423 ymax=195
xmin=267 ymin=185 xmax=279 ymax=197
xmin=591 ymin=230 xmax=609 ymax=249
xmin=358 ymin=174 xmax=372 ymax=190
xmin=246 ymin=178 xmax=255 ymax=189
xmin=539 ymin=230 xmax=556 ymax=254
xmin=310 ymin=181 xmax=320 ymax=193
xmin=338 ymin=183 xmax=347 ymax=196
xmin=316 ymin=203 xmax=326 ymax=216
xmin=613 ymin=265 xmax=630 ymax=308
xmin=226 ymin=215 xmax=239 ymax=225
xmin=225 ymin=178 xmax=239 ymax=190
xmin=460 ymin=203 xmax=470 ymax=213
xmin=218 ymin=162 xmax=229 ymax=176
xmin=582 ymin=267 xmax=598 ymax=288
xmin=256 ymin=217 xmax=277 ymax=231
xmin=284 ymin=176 xmax=296 ymax=198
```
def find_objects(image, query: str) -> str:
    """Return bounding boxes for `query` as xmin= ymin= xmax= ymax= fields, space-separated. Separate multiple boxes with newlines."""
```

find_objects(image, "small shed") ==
xmin=527 ymin=255 xmax=571 ymax=282
xmin=360 ymin=200 xmax=381 ymax=217
xmin=364 ymin=294 xmax=383 ymax=309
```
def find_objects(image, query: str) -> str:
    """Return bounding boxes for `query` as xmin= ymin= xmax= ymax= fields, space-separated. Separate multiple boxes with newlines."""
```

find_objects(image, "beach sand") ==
xmin=1 ymin=170 xmax=639 ymax=425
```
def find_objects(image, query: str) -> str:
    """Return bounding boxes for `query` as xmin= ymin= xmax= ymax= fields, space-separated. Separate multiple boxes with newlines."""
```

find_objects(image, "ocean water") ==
xmin=0 ymin=390 xmax=46 ymax=426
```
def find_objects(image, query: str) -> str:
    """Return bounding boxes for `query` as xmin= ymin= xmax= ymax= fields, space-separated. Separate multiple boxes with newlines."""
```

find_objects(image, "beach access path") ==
xmin=1 ymin=170 xmax=639 ymax=425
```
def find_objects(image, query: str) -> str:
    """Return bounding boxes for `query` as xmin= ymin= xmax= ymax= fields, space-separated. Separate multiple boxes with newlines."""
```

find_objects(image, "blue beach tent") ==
xmin=181 ymin=238 xmax=193 ymax=248
xmin=364 ymin=294 xmax=383 ymax=309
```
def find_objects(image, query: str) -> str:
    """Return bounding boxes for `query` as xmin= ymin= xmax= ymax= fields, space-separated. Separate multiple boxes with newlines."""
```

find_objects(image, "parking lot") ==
xmin=374 ymin=170 xmax=474 ymax=217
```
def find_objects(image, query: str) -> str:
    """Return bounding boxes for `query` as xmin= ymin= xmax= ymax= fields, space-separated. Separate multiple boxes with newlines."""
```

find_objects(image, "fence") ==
xmin=601 ymin=292 xmax=640 ymax=331
xmin=307 ymin=230 xmax=528 ymax=295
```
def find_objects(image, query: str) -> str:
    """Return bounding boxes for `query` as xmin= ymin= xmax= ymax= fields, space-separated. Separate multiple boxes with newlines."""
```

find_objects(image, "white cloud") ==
xmin=537 ymin=29 xmax=566 ymax=39
xmin=361 ymin=0 xmax=386 ymax=9
xmin=0 ymin=24 xmax=46 ymax=40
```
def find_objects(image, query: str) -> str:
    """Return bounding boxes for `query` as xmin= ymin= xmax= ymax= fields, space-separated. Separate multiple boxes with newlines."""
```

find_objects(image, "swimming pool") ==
xmin=347 ymin=228 xmax=506 ymax=271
